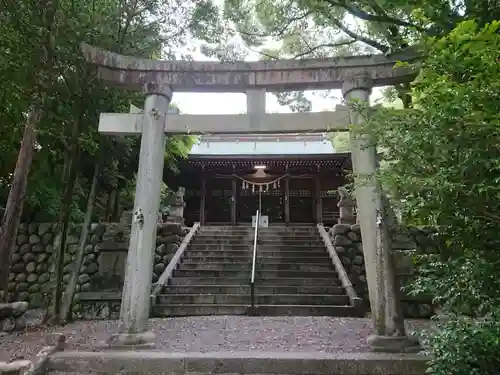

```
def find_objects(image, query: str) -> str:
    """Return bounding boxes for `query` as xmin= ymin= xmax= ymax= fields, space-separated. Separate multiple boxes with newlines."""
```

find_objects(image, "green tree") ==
xmin=195 ymin=0 xmax=500 ymax=110
xmin=0 ymin=0 xmax=198 ymax=311
xmin=365 ymin=20 xmax=500 ymax=374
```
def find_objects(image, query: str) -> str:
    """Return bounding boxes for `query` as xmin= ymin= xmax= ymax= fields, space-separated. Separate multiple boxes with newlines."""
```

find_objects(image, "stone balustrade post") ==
xmin=337 ymin=186 xmax=355 ymax=224
xmin=342 ymin=75 xmax=419 ymax=353
xmin=108 ymin=82 xmax=172 ymax=347
xmin=167 ymin=187 xmax=186 ymax=224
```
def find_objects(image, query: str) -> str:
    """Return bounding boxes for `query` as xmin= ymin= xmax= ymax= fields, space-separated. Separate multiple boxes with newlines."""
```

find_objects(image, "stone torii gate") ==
xmin=81 ymin=43 xmax=420 ymax=352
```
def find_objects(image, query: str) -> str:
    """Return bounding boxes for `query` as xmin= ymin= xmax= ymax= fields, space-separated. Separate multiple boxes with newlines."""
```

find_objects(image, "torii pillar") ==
xmin=343 ymin=75 xmax=419 ymax=352
xmin=108 ymin=82 xmax=172 ymax=346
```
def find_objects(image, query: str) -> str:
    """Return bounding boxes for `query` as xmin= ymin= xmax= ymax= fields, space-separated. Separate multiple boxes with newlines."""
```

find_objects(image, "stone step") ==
xmin=185 ymin=250 xmax=328 ymax=258
xmin=162 ymin=284 xmax=345 ymax=295
xmin=153 ymin=304 xmax=360 ymax=317
xmin=199 ymin=227 xmax=317 ymax=233
xmin=187 ymin=246 xmax=327 ymax=252
xmin=46 ymin=349 xmax=428 ymax=375
xmin=153 ymin=304 xmax=249 ymax=316
xmin=182 ymin=255 xmax=331 ymax=263
xmin=253 ymin=304 xmax=361 ymax=317
xmin=178 ymin=262 xmax=334 ymax=272
xmin=195 ymin=233 xmax=322 ymax=239
xmin=169 ymin=277 xmax=341 ymax=286
xmin=173 ymin=269 xmax=337 ymax=278
xmin=157 ymin=293 xmax=349 ymax=305
xmin=196 ymin=232 xmax=321 ymax=240
xmin=190 ymin=239 xmax=325 ymax=246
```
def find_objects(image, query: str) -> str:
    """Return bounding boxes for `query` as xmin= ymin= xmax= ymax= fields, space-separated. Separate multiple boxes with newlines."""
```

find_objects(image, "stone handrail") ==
xmin=150 ymin=222 xmax=200 ymax=302
xmin=317 ymin=224 xmax=363 ymax=309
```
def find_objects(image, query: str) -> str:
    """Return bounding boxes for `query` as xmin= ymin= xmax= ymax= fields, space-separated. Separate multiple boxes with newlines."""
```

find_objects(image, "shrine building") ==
xmin=169 ymin=133 xmax=352 ymax=226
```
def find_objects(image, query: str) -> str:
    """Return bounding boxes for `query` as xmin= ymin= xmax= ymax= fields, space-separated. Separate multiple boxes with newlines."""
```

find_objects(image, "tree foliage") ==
xmin=365 ymin=20 xmax=500 ymax=374
xmin=0 ymin=0 xmax=199 ymax=223
xmin=0 ymin=0 xmax=199 ymax=306
xmin=193 ymin=0 xmax=500 ymax=111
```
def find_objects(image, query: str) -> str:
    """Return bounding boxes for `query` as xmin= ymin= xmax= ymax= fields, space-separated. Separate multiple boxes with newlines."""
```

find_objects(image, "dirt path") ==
xmin=0 ymin=316 xmax=432 ymax=362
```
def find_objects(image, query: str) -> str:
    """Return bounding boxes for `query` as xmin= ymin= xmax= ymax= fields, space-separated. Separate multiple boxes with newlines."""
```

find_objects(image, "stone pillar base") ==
xmin=367 ymin=334 xmax=421 ymax=353
xmin=103 ymin=331 xmax=156 ymax=349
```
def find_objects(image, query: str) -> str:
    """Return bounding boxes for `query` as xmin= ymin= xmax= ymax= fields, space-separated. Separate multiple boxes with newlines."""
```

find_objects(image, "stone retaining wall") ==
xmin=329 ymin=223 xmax=437 ymax=318
xmin=6 ymin=222 xmax=186 ymax=317
xmin=6 ymin=223 xmax=105 ymax=307
xmin=0 ymin=301 xmax=29 ymax=333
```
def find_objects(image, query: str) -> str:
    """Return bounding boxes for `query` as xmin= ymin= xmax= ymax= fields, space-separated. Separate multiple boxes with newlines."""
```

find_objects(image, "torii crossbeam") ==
xmin=82 ymin=43 xmax=420 ymax=353
xmin=98 ymin=110 xmax=351 ymax=135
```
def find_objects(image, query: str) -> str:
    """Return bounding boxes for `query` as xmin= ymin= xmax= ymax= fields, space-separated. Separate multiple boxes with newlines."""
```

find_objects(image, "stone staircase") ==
xmin=152 ymin=225 xmax=363 ymax=317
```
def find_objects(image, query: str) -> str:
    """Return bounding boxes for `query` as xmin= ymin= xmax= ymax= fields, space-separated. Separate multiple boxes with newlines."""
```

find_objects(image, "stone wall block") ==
xmin=81 ymin=263 xmax=98 ymax=274
xmin=37 ymin=223 xmax=51 ymax=236
xmin=0 ymin=301 xmax=31 ymax=333
xmin=160 ymin=234 xmax=181 ymax=244
xmin=15 ymin=274 xmax=27 ymax=283
xmin=32 ymin=244 xmax=44 ymax=253
xmin=19 ymin=244 xmax=31 ymax=255
xmin=154 ymin=263 xmax=165 ymax=275
xmin=28 ymin=223 xmax=38 ymax=235
xmin=166 ymin=243 xmax=180 ymax=254
xmin=90 ymin=234 xmax=100 ymax=245
xmin=28 ymin=234 xmax=40 ymax=245
xmin=84 ymin=244 xmax=94 ymax=254
xmin=156 ymin=244 xmax=166 ymax=255
xmin=38 ymin=273 xmax=50 ymax=284
xmin=350 ymin=223 xmax=361 ymax=233
xmin=335 ymin=246 xmax=346 ymax=254
xmin=22 ymin=253 xmax=35 ymax=263
xmin=331 ymin=224 xmax=350 ymax=235
xmin=26 ymin=262 xmax=36 ymax=273
xmin=92 ymin=223 xmax=106 ymax=237
xmin=35 ymin=263 xmax=47 ymax=273
xmin=11 ymin=253 xmax=21 ymax=264
xmin=66 ymin=235 xmax=79 ymax=245
xmin=67 ymin=244 xmax=78 ymax=254
xmin=333 ymin=234 xmax=352 ymax=247
xmin=347 ymin=231 xmax=360 ymax=242
xmin=17 ymin=234 xmax=28 ymax=246
xmin=11 ymin=263 xmax=24 ymax=273
xmin=158 ymin=222 xmax=182 ymax=235
xmin=83 ymin=253 xmax=96 ymax=265
xmin=37 ymin=253 xmax=48 ymax=263
xmin=163 ymin=254 xmax=173 ymax=264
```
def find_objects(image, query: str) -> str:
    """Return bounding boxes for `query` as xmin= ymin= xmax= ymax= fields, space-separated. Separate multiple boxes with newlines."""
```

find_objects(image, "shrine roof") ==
xmin=189 ymin=133 xmax=335 ymax=156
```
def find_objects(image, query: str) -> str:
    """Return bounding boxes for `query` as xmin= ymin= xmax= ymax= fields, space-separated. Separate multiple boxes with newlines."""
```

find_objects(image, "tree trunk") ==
xmin=0 ymin=105 xmax=43 ymax=301
xmin=106 ymin=190 xmax=116 ymax=221
xmin=0 ymin=0 xmax=60 ymax=301
xmin=112 ymin=189 xmax=120 ymax=221
xmin=60 ymin=149 xmax=103 ymax=322
xmin=50 ymin=151 xmax=79 ymax=325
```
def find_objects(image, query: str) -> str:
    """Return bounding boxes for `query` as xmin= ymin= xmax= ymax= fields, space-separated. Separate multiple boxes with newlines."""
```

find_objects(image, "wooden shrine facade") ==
xmin=171 ymin=153 xmax=352 ymax=226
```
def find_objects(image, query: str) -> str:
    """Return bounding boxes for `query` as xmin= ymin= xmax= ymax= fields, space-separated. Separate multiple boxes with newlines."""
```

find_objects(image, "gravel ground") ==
xmin=0 ymin=316 xmax=432 ymax=362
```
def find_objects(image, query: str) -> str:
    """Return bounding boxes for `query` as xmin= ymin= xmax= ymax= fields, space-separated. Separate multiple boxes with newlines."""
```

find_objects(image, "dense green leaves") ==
xmin=0 ymin=0 xmax=199 ymax=222
xmin=365 ymin=20 xmax=500 ymax=374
